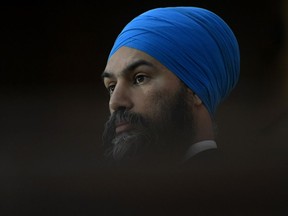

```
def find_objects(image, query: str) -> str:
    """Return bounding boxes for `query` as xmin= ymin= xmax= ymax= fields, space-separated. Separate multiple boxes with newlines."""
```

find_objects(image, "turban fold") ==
xmin=108 ymin=6 xmax=240 ymax=115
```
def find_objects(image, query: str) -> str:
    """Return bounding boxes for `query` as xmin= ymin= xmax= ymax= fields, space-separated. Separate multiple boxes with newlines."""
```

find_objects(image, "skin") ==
xmin=102 ymin=46 xmax=214 ymax=165
xmin=102 ymin=47 xmax=184 ymax=118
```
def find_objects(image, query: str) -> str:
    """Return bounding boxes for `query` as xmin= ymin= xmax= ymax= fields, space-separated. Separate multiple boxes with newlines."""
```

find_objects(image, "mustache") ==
xmin=102 ymin=109 xmax=147 ymax=145
xmin=105 ymin=109 xmax=146 ymax=131
xmin=102 ymin=109 xmax=150 ymax=160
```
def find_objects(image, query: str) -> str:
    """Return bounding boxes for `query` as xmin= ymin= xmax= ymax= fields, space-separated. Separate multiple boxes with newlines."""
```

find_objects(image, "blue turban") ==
xmin=108 ymin=6 xmax=240 ymax=115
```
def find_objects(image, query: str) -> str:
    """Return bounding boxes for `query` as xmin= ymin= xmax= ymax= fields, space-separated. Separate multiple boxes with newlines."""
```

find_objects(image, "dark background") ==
xmin=1 ymin=1 xmax=288 ymax=215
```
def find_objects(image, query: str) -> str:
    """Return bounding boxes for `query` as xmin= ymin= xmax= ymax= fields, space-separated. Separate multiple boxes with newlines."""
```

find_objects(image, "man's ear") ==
xmin=187 ymin=88 xmax=202 ymax=106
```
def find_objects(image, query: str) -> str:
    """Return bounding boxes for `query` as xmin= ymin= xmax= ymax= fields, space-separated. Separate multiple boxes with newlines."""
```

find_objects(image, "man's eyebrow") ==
xmin=101 ymin=59 xmax=154 ymax=80
xmin=101 ymin=71 xmax=112 ymax=80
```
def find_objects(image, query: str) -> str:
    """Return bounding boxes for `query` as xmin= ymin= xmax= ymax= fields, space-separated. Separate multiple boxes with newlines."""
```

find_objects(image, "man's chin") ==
xmin=110 ymin=132 xmax=144 ymax=161
xmin=109 ymin=137 xmax=171 ymax=168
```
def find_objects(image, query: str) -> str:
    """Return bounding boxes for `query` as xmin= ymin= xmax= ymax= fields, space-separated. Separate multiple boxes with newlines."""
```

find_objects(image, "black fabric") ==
xmin=94 ymin=147 xmax=287 ymax=215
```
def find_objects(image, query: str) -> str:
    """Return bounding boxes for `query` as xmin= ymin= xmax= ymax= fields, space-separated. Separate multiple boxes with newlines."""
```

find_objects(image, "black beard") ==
xmin=102 ymin=109 xmax=156 ymax=162
xmin=102 ymin=85 xmax=195 ymax=166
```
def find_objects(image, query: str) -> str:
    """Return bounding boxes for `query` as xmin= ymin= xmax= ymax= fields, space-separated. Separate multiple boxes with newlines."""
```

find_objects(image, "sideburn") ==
xmin=147 ymin=84 xmax=196 ymax=163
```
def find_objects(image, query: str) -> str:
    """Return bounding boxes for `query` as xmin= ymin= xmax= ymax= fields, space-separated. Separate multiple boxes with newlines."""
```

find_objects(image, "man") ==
xmin=101 ymin=6 xmax=240 ymax=169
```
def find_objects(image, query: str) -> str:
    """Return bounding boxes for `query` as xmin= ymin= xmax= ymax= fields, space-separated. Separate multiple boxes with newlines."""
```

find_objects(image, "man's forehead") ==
xmin=105 ymin=47 xmax=159 ymax=72
xmin=102 ymin=46 xmax=182 ymax=83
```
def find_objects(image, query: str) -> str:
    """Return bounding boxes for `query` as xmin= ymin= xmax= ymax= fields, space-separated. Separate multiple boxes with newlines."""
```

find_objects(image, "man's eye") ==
xmin=134 ymin=75 xmax=148 ymax=85
xmin=107 ymin=85 xmax=115 ymax=94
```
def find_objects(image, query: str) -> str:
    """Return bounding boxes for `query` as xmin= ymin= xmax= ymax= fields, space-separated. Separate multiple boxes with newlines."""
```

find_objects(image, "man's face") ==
xmin=102 ymin=47 xmax=195 ymax=165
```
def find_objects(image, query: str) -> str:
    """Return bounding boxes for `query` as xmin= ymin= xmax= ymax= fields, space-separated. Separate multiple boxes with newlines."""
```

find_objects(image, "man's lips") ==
xmin=115 ymin=122 xmax=132 ymax=134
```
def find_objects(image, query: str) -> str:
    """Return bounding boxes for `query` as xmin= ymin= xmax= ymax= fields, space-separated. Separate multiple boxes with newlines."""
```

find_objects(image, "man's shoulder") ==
xmin=179 ymin=140 xmax=229 ymax=167
xmin=172 ymin=146 xmax=233 ymax=176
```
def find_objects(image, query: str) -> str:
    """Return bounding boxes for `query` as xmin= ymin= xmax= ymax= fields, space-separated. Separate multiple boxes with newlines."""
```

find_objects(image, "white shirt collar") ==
xmin=183 ymin=140 xmax=217 ymax=161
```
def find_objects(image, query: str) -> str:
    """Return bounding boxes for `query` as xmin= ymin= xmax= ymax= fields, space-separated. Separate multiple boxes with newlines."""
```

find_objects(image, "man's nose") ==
xmin=109 ymin=83 xmax=133 ymax=113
